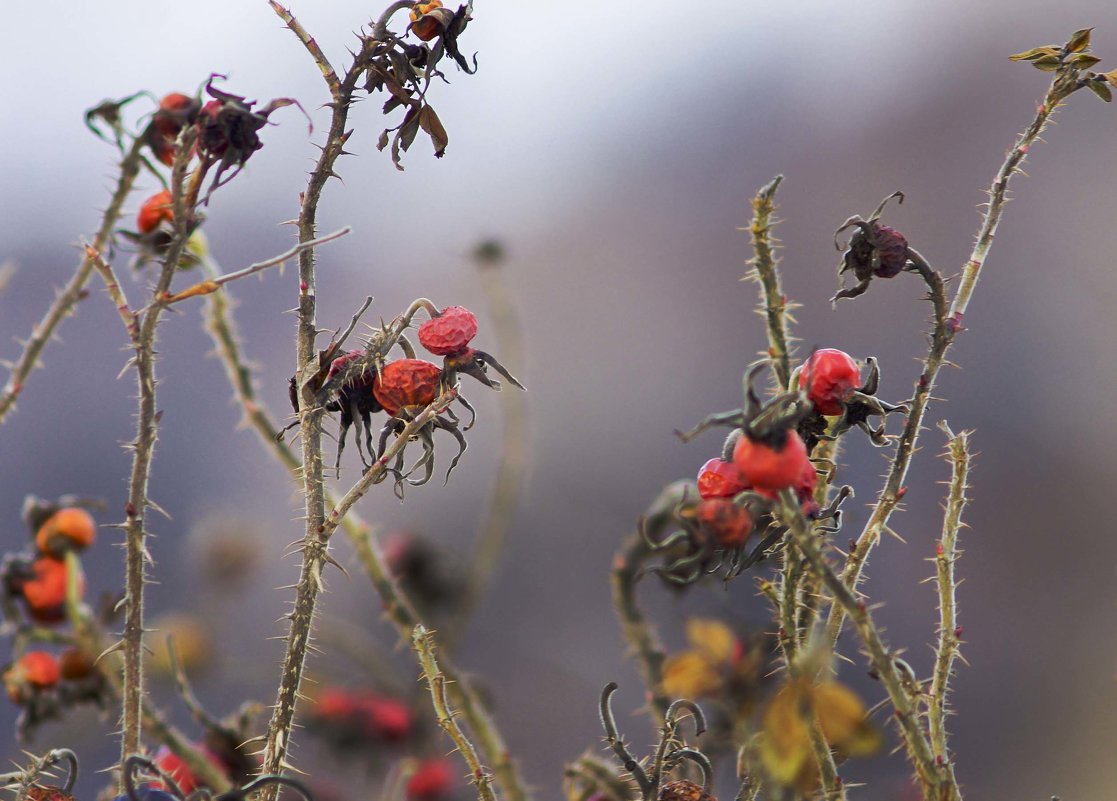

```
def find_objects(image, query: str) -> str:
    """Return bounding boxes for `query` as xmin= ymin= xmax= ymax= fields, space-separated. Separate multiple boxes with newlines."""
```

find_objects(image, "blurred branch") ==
xmin=0 ymin=135 xmax=145 ymax=427
xmin=446 ymin=244 xmax=530 ymax=647
xmin=610 ymin=533 xmax=670 ymax=722
xmin=412 ymin=624 xmax=497 ymax=801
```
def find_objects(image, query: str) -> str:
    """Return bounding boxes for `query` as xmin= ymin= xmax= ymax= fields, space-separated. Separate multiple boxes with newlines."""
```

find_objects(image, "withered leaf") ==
xmin=1103 ymin=68 xmax=1117 ymax=89
xmin=418 ymin=105 xmax=449 ymax=157
xmin=1064 ymin=27 xmax=1094 ymax=53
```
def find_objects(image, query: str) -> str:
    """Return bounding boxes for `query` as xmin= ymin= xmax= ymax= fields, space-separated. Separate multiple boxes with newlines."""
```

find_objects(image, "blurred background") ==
xmin=1 ymin=1 xmax=1116 ymax=799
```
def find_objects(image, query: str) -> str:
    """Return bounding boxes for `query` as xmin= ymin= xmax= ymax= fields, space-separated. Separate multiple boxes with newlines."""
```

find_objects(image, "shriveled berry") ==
xmin=406 ymin=758 xmax=454 ymax=801
xmin=137 ymin=190 xmax=174 ymax=234
xmin=732 ymin=430 xmax=810 ymax=492
xmin=799 ymin=349 xmax=860 ymax=416
xmin=697 ymin=458 xmax=749 ymax=500
xmin=410 ymin=1 xmax=448 ymax=41
xmin=658 ymin=780 xmax=716 ymax=801
xmin=148 ymin=92 xmax=201 ymax=166
xmin=418 ymin=306 xmax=478 ymax=356
xmin=35 ymin=507 xmax=96 ymax=556
xmin=373 ymin=359 xmax=443 ymax=417
xmin=695 ymin=498 xmax=753 ymax=548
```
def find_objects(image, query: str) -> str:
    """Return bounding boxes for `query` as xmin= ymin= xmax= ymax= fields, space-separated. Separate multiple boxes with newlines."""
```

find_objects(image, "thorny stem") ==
xmin=202 ymin=275 xmax=530 ymax=801
xmin=610 ymin=534 xmax=671 ymax=721
xmin=777 ymin=497 xmax=959 ymax=801
xmin=259 ymin=4 xmax=374 ymax=785
xmin=0 ymin=135 xmax=146 ymax=427
xmin=121 ymin=147 xmax=207 ymax=775
xmin=825 ymin=71 xmax=1082 ymax=653
xmin=61 ymin=554 xmax=232 ymax=793
xmin=929 ymin=424 xmax=971 ymax=783
xmin=445 ymin=251 xmax=530 ymax=649
xmin=745 ymin=175 xmax=793 ymax=389
xmin=412 ymin=625 xmax=498 ymax=801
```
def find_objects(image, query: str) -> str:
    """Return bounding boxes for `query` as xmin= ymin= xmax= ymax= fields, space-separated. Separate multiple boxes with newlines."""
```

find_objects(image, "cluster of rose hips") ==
xmin=124 ymin=82 xmax=298 ymax=267
xmin=308 ymin=687 xmax=414 ymax=753
xmin=0 ymin=497 xmax=110 ymax=739
xmin=644 ymin=350 xmax=904 ymax=585
xmin=305 ymin=686 xmax=457 ymax=801
xmin=306 ymin=302 xmax=522 ymax=487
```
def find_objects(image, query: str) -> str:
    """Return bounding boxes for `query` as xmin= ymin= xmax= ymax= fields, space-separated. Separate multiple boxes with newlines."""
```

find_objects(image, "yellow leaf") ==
xmin=758 ymin=681 xmax=813 ymax=786
xmin=662 ymin=651 xmax=723 ymax=699
xmin=1008 ymin=45 xmax=1060 ymax=62
xmin=813 ymin=681 xmax=882 ymax=757
xmin=686 ymin=618 xmax=737 ymax=664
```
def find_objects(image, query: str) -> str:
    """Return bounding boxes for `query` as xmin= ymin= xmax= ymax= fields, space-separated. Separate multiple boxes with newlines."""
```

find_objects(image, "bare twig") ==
xmin=85 ymin=245 xmax=139 ymax=342
xmin=412 ymin=625 xmax=498 ymax=801
xmin=160 ymin=227 xmax=351 ymax=304
xmin=743 ymin=175 xmax=793 ymax=389
xmin=929 ymin=424 xmax=971 ymax=781
xmin=0 ymin=135 xmax=146 ymax=426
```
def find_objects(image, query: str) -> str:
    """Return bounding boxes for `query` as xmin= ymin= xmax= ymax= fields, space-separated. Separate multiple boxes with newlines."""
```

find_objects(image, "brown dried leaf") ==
xmin=418 ymin=105 xmax=449 ymax=157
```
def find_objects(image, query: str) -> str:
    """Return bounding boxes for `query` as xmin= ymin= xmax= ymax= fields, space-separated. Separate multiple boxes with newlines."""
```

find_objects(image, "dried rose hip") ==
xmin=373 ymin=358 xmax=443 ymax=417
xmin=696 ymin=458 xmax=749 ymax=500
xmin=146 ymin=92 xmax=201 ymax=166
xmin=35 ymin=507 xmax=96 ymax=556
xmin=799 ymin=349 xmax=861 ymax=416
xmin=732 ymin=430 xmax=810 ymax=493
xmin=410 ymin=1 xmax=452 ymax=41
xmin=417 ymin=305 xmax=478 ymax=356
xmin=694 ymin=498 xmax=753 ymax=548
xmin=4 ymin=651 xmax=61 ymax=702
xmin=137 ymin=190 xmax=174 ymax=235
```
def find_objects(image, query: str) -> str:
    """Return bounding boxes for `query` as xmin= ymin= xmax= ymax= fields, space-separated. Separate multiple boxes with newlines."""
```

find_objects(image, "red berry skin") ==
xmin=799 ymin=349 xmax=860 ymax=416
xmin=872 ymin=223 xmax=909 ymax=278
xmin=21 ymin=556 xmax=82 ymax=623
xmin=355 ymin=694 xmax=412 ymax=742
xmin=695 ymin=499 xmax=753 ymax=548
xmin=406 ymin=759 xmax=454 ymax=801
xmin=137 ymin=190 xmax=174 ymax=234
xmin=732 ymin=431 xmax=809 ymax=492
xmin=697 ymin=458 xmax=749 ymax=500
xmin=373 ymin=359 xmax=442 ymax=416
xmin=17 ymin=651 xmax=61 ymax=688
xmin=151 ymin=745 xmax=226 ymax=794
xmin=418 ymin=306 xmax=478 ymax=356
